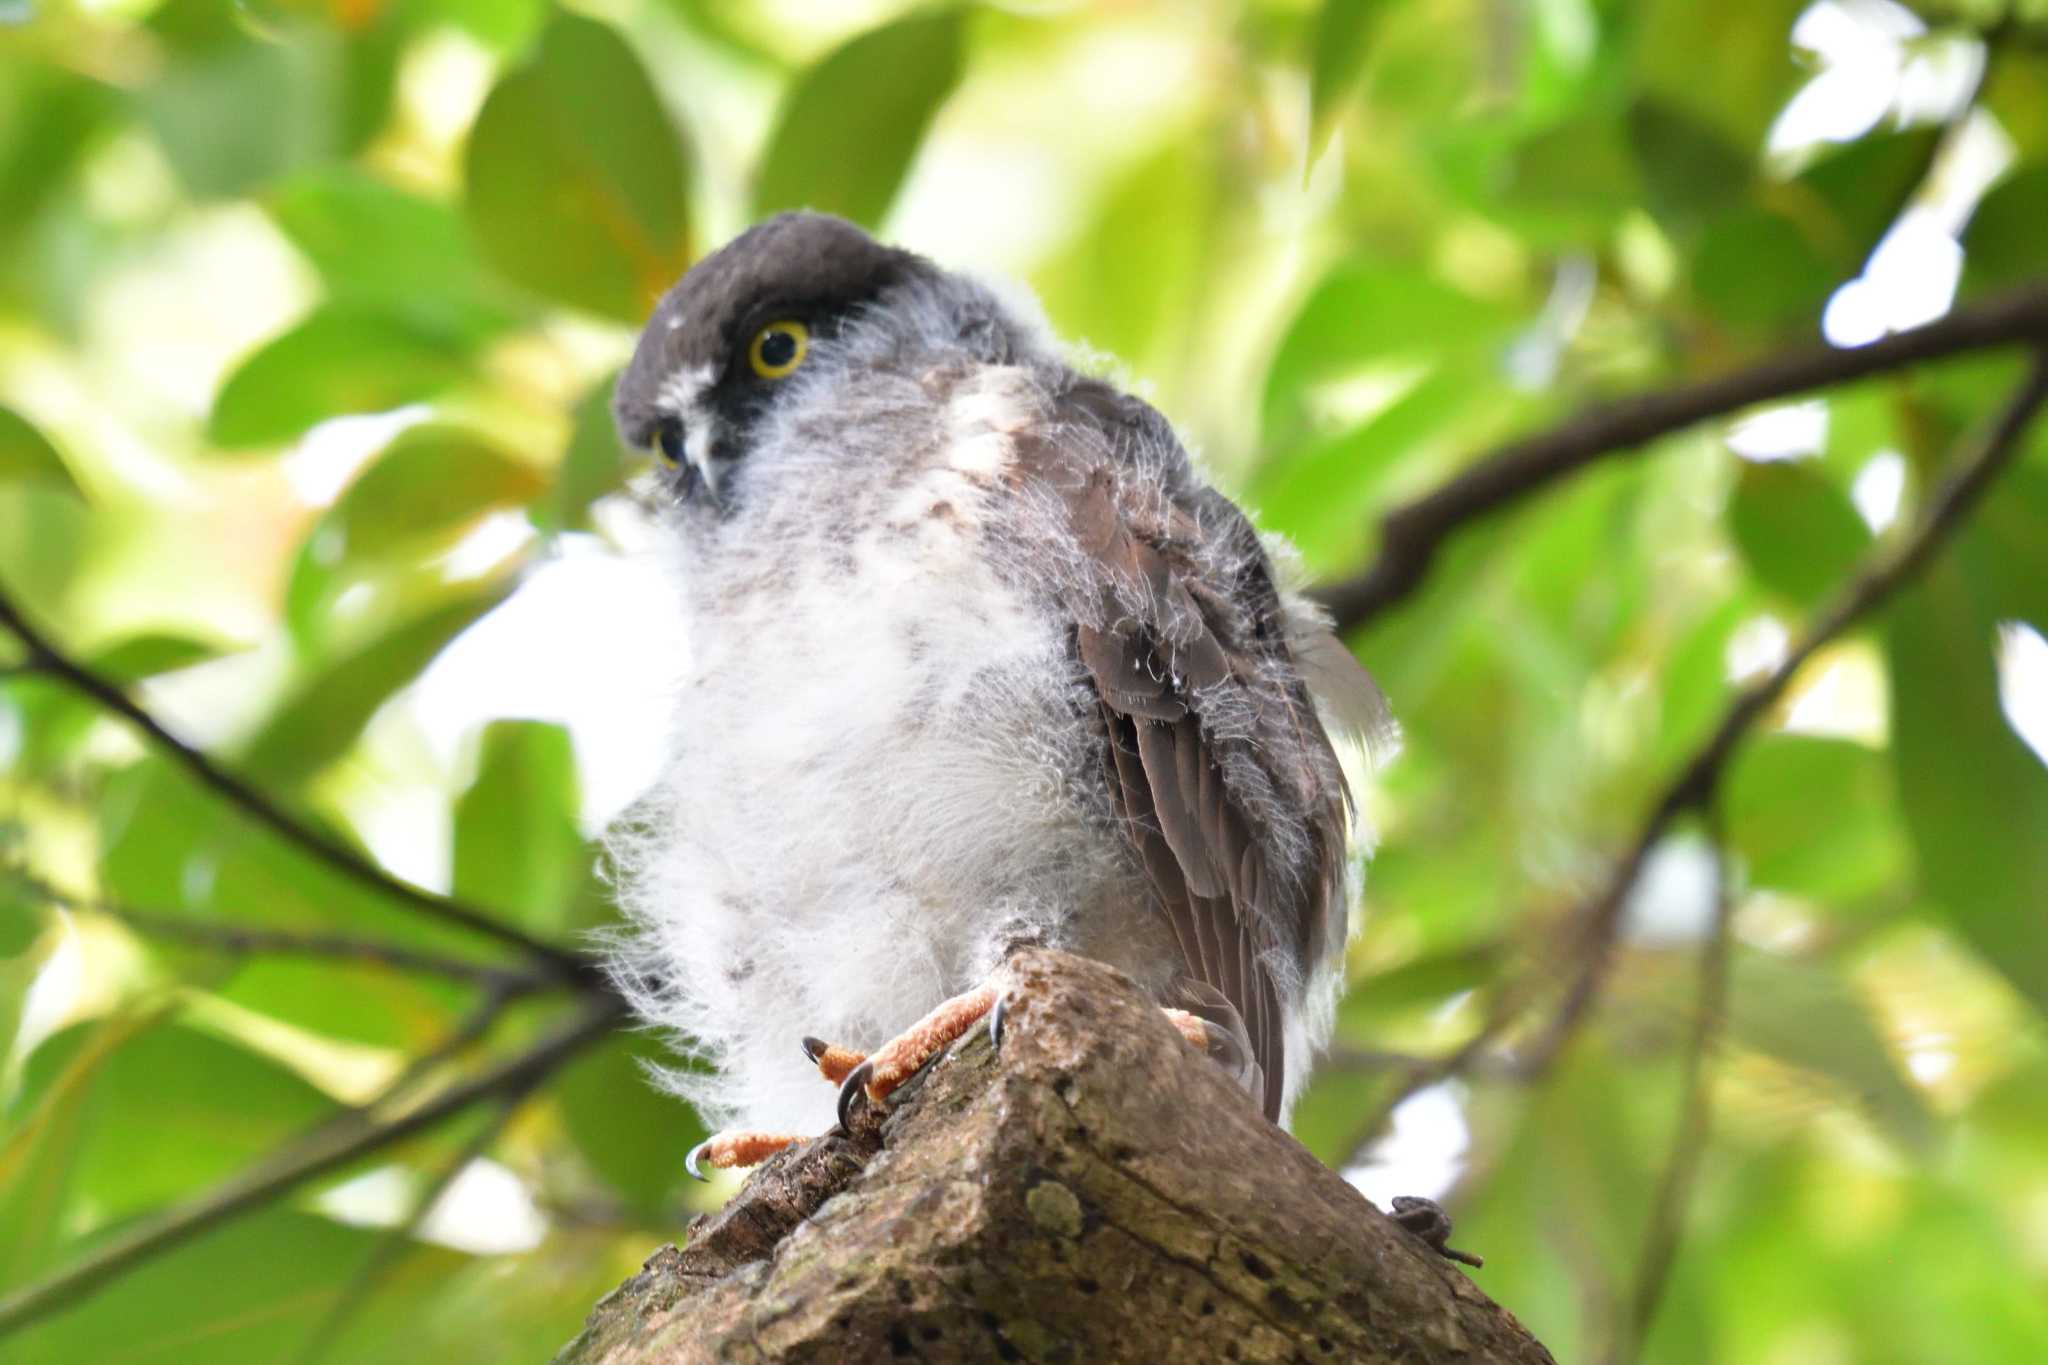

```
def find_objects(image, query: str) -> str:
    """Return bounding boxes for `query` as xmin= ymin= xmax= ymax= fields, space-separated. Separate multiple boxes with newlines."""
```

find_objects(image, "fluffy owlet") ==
xmin=605 ymin=212 xmax=1393 ymax=1176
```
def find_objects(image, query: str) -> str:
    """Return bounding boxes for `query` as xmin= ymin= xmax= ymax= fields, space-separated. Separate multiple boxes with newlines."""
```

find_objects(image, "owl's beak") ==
xmin=680 ymin=422 xmax=722 ymax=510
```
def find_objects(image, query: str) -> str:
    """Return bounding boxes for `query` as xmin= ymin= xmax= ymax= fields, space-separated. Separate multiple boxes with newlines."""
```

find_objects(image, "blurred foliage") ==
xmin=1 ymin=0 xmax=2047 ymax=1361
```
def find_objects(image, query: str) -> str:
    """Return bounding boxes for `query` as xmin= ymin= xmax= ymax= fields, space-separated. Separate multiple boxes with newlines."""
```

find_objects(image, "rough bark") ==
xmin=554 ymin=950 xmax=1556 ymax=1365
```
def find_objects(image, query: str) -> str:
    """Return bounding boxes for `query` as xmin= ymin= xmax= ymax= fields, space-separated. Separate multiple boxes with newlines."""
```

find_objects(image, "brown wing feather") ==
xmin=1023 ymin=385 xmax=1351 ymax=1123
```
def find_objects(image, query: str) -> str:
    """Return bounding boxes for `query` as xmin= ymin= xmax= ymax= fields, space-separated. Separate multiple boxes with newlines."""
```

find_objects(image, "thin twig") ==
xmin=0 ymin=996 xmax=625 ymax=1340
xmin=11 ymin=871 xmax=552 ymax=996
xmin=1608 ymin=806 xmax=1733 ymax=1365
xmin=1342 ymin=348 xmax=2048 ymax=1162
xmin=1313 ymin=283 xmax=2048 ymax=632
xmin=371 ymin=978 xmax=529 ymax=1113
xmin=0 ymin=584 xmax=597 ymax=984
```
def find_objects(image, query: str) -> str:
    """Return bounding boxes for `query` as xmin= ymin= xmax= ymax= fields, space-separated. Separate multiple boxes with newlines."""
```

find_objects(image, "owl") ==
xmin=605 ymin=211 xmax=1391 ymax=1178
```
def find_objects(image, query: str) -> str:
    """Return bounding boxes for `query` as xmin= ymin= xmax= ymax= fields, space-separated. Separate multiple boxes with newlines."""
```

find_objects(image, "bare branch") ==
xmin=10 ymin=871 xmax=554 ymax=996
xmin=1314 ymin=284 xmax=2048 ymax=632
xmin=0 ymin=997 xmax=625 ymax=1340
xmin=0 ymin=583 xmax=597 ymax=985
xmin=1608 ymin=807 xmax=1733 ymax=1365
xmin=1343 ymin=348 xmax=2048 ymax=1160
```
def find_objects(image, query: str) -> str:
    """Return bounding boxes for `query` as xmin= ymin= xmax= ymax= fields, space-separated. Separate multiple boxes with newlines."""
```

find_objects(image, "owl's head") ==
xmin=613 ymin=212 xmax=1042 ymax=509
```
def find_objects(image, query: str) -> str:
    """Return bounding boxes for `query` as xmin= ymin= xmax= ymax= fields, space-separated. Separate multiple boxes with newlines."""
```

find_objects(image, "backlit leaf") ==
xmin=1727 ymin=460 xmax=1871 ymax=607
xmin=1886 ymin=559 xmax=2048 ymax=1010
xmin=463 ymin=12 xmax=691 ymax=321
xmin=208 ymin=306 xmax=474 ymax=450
xmin=453 ymin=720 xmax=585 ymax=933
xmin=241 ymin=586 xmax=509 ymax=785
xmin=1307 ymin=0 xmax=1388 ymax=163
xmin=753 ymin=10 xmax=965 ymax=229
xmin=0 ymin=406 xmax=81 ymax=499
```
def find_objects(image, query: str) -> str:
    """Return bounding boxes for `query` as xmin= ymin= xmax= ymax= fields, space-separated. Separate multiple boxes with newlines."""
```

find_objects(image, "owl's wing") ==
xmin=1027 ymin=380 xmax=1356 ymax=1123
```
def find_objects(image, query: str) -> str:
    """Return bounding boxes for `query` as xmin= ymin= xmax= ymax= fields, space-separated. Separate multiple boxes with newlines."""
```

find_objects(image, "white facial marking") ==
xmin=654 ymin=363 xmax=721 ymax=494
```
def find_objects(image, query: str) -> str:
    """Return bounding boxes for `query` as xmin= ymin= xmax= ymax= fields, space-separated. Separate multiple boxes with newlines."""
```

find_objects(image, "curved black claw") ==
xmin=988 ymin=993 xmax=1008 ymax=1052
xmin=800 ymin=1036 xmax=829 ymax=1065
xmin=684 ymin=1137 xmax=714 ymax=1183
xmin=1389 ymin=1195 xmax=1483 ymax=1268
xmin=836 ymin=1058 xmax=875 ymax=1132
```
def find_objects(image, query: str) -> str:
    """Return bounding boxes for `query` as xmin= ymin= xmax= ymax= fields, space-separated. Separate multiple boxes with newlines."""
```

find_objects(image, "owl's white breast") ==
xmin=608 ymin=371 xmax=1133 ymax=1131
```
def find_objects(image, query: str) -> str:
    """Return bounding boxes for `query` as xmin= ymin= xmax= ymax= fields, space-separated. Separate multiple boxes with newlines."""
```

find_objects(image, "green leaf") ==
xmin=1627 ymin=96 xmax=1755 ymax=225
xmin=3 ymin=1018 xmax=334 ymax=1263
xmin=1963 ymin=462 xmax=2048 ymax=627
xmin=463 ymin=11 xmax=691 ymax=321
xmin=1692 ymin=208 xmax=1835 ymax=334
xmin=0 ymin=875 xmax=43 ymax=958
xmin=217 ymin=956 xmax=466 ymax=1051
xmin=324 ymin=424 xmax=543 ymax=564
xmin=1261 ymin=263 xmax=1512 ymax=439
xmin=85 ymin=632 xmax=231 ymax=685
xmin=1495 ymin=110 xmax=1642 ymax=236
xmin=281 ymin=425 xmax=539 ymax=655
xmin=138 ymin=0 xmax=351 ymax=199
xmin=1251 ymin=365 xmax=1484 ymax=571
xmin=207 ymin=306 xmax=475 ymax=450
xmin=1886 ymin=558 xmax=2048 ymax=1010
xmin=95 ymin=757 xmax=486 ymax=967
xmin=453 ymin=720 xmax=585 ymax=933
xmin=1654 ymin=594 xmax=1750 ymax=769
xmin=555 ymin=1030 xmax=707 ymax=1215
xmin=3 ymin=1207 xmax=468 ymax=1365
xmin=1964 ymin=162 xmax=2048 ymax=290
xmin=1793 ymin=128 xmax=1941 ymax=269
xmin=1333 ymin=941 xmax=1503 ymax=1037
xmin=542 ymin=374 xmax=630 ymax=534
xmin=1633 ymin=0 xmax=1807 ymax=152
xmin=0 ymin=74 xmax=115 ymax=255
xmin=0 ymin=406 xmax=82 ymax=499
xmin=754 ymin=10 xmax=965 ymax=229
xmin=241 ymin=586 xmax=508 ymax=786
xmin=1033 ymin=139 xmax=1212 ymax=382
xmin=1727 ymin=947 xmax=1932 ymax=1151
xmin=1724 ymin=734 xmax=1907 ymax=903
xmin=1726 ymin=460 xmax=1871 ymax=607
xmin=1307 ymin=0 xmax=1388 ymax=163
xmin=267 ymin=168 xmax=520 ymax=342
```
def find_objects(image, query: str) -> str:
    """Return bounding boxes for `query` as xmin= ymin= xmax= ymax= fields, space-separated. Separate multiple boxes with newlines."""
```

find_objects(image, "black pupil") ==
xmin=656 ymin=421 xmax=684 ymax=463
xmin=758 ymin=328 xmax=797 ymax=368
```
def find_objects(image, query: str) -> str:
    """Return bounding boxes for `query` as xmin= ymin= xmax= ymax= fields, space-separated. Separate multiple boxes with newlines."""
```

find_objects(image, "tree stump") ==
xmin=554 ymin=950 xmax=1556 ymax=1364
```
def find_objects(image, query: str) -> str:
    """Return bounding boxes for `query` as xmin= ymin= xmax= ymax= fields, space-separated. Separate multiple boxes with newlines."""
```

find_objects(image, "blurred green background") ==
xmin=3 ymin=0 xmax=2048 ymax=1360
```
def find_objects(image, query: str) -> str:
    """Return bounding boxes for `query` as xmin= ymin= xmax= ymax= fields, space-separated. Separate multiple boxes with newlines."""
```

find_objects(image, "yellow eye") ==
xmin=748 ymin=320 xmax=809 ymax=379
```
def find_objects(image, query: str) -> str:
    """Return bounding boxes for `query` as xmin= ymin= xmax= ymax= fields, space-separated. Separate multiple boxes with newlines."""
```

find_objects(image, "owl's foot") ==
xmin=800 ymin=1035 xmax=867 ymax=1084
xmin=1389 ymin=1195 xmax=1483 ymax=1268
xmin=822 ymin=984 xmax=1231 ymax=1132
xmin=684 ymin=1130 xmax=806 ymax=1181
xmin=836 ymin=982 xmax=999 ymax=1129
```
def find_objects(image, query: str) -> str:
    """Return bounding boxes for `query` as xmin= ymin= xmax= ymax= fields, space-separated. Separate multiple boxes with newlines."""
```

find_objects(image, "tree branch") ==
xmin=0 ymin=996 xmax=626 ymax=1340
xmin=1313 ymin=284 xmax=2048 ymax=632
xmin=0 ymin=583 xmax=597 ymax=985
xmin=556 ymin=951 xmax=1557 ymax=1364
xmin=1343 ymin=347 xmax=2048 ymax=1160
xmin=9 ymin=870 xmax=554 ymax=996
